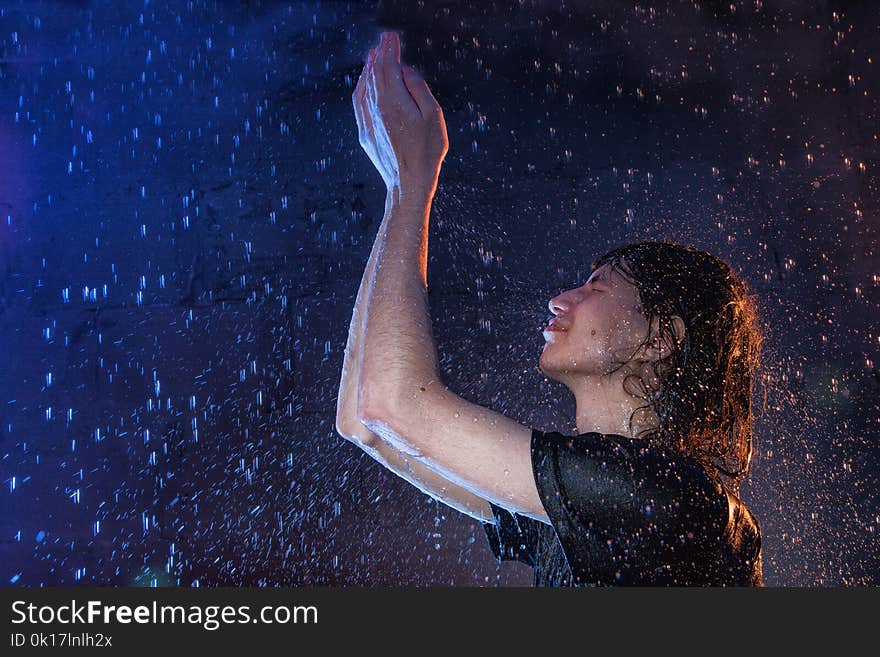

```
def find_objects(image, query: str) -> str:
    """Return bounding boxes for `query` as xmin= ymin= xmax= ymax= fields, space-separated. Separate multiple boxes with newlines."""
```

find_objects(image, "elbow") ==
xmin=336 ymin=392 xmax=381 ymax=447
xmin=356 ymin=390 xmax=425 ymax=458
xmin=335 ymin=416 xmax=381 ymax=449
xmin=356 ymin=381 xmax=397 ymax=428
xmin=334 ymin=396 xmax=347 ymax=438
xmin=334 ymin=395 xmax=358 ymax=441
xmin=355 ymin=402 xmax=391 ymax=436
xmin=334 ymin=415 xmax=354 ymax=440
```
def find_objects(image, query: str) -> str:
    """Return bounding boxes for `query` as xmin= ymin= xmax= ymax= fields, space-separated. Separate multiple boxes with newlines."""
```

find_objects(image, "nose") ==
xmin=548 ymin=288 xmax=581 ymax=316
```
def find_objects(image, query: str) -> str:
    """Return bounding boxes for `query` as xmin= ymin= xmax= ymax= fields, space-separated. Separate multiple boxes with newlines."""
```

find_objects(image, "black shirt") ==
xmin=481 ymin=428 xmax=763 ymax=586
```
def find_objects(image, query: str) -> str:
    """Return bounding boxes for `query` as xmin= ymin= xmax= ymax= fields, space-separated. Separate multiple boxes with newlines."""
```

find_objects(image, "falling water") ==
xmin=0 ymin=1 xmax=877 ymax=586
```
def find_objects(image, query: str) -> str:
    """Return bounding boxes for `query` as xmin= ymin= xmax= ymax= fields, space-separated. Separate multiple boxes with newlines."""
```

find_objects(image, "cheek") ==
xmin=589 ymin=304 xmax=645 ymax=355
xmin=571 ymin=309 xmax=614 ymax=356
xmin=614 ymin=307 xmax=649 ymax=348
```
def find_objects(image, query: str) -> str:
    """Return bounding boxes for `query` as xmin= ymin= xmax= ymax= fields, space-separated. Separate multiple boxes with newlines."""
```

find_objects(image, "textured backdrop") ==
xmin=1 ymin=0 xmax=878 ymax=586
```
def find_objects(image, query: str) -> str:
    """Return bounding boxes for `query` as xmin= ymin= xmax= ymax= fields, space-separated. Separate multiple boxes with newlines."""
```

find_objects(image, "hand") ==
xmin=352 ymin=31 xmax=449 ymax=195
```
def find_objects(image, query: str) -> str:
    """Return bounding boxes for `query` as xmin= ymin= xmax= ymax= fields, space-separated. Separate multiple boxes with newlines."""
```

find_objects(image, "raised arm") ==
xmin=335 ymin=189 xmax=494 ymax=522
xmin=353 ymin=32 xmax=551 ymax=523
xmin=335 ymin=35 xmax=494 ymax=522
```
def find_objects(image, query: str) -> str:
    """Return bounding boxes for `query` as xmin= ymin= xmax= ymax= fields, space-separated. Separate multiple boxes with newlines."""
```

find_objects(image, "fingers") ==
xmin=359 ymin=57 xmax=378 ymax=141
xmin=353 ymin=62 xmax=366 ymax=110
xmin=402 ymin=65 xmax=441 ymax=118
xmin=354 ymin=44 xmax=378 ymax=102
xmin=353 ymin=91 xmax=366 ymax=145
xmin=373 ymin=32 xmax=420 ymax=114
xmin=362 ymin=88 xmax=376 ymax=140
xmin=362 ymin=41 xmax=380 ymax=110
xmin=384 ymin=30 xmax=401 ymax=62
xmin=374 ymin=32 xmax=400 ymax=87
xmin=352 ymin=48 xmax=369 ymax=108
xmin=353 ymin=43 xmax=380 ymax=142
xmin=352 ymin=56 xmax=369 ymax=143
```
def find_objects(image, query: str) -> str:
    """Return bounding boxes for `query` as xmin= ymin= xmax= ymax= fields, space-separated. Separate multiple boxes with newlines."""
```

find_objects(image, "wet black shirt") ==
xmin=481 ymin=428 xmax=763 ymax=586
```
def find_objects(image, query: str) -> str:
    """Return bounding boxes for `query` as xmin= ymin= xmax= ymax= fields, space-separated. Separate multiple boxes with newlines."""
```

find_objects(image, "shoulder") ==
xmin=625 ymin=437 xmax=731 ymax=542
xmin=531 ymin=428 xmax=730 ymax=541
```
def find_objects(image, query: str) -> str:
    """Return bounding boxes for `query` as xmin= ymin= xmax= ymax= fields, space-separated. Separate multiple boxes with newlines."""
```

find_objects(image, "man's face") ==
xmin=538 ymin=259 xmax=650 ymax=383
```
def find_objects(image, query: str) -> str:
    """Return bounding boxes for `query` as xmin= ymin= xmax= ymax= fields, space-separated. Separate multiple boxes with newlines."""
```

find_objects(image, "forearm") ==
xmin=341 ymin=392 xmax=494 ymax=522
xmin=335 ymin=196 xmax=390 ymax=440
xmin=335 ymin=195 xmax=492 ymax=522
xmin=357 ymin=438 xmax=493 ymax=522
xmin=357 ymin=183 xmax=442 ymax=419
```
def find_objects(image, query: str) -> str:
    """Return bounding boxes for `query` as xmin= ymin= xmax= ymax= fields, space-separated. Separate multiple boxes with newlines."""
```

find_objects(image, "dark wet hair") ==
xmin=591 ymin=240 xmax=766 ymax=491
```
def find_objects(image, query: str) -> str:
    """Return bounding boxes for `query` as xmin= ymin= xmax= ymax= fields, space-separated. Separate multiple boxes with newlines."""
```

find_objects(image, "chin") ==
xmin=538 ymin=353 xmax=564 ymax=381
xmin=540 ymin=350 xmax=598 ymax=382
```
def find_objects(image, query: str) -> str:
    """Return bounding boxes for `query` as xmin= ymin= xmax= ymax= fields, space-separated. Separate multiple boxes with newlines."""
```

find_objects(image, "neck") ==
xmin=567 ymin=370 xmax=657 ymax=439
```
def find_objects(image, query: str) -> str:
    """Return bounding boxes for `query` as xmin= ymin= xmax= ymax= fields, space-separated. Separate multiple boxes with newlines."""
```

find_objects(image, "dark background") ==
xmin=0 ymin=0 xmax=877 ymax=586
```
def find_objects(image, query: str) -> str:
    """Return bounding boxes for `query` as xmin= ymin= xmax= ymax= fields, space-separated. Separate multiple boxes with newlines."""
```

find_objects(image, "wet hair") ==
xmin=591 ymin=240 xmax=766 ymax=492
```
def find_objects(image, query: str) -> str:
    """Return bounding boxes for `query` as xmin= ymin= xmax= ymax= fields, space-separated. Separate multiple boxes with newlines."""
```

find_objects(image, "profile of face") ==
xmin=539 ymin=258 xmax=680 ymax=388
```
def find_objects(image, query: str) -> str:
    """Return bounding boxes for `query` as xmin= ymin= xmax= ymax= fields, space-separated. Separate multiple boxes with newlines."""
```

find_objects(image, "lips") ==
xmin=544 ymin=318 xmax=568 ymax=332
